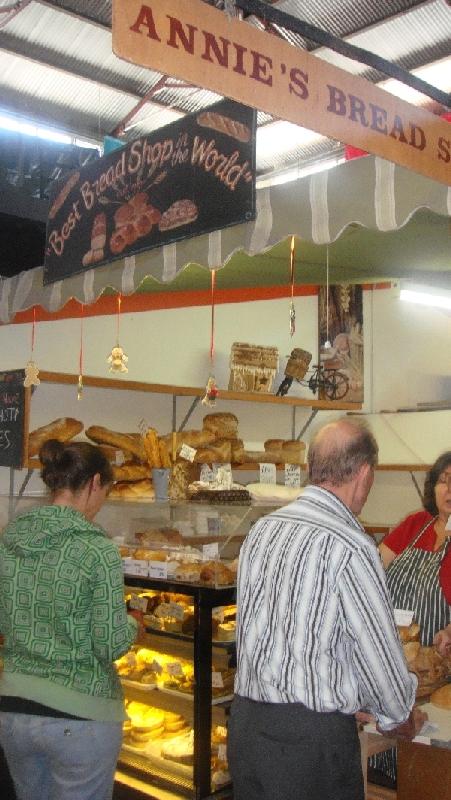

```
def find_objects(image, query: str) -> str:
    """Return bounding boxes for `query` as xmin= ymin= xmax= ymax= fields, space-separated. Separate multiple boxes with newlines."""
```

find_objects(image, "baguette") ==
xmin=162 ymin=430 xmax=216 ymax=452
xmin=28 ymin=418 xmax=84 ymax=458
xmin=85 ymin=426 xmax=146 ymax=461
xmin=143 ymin=428 xmax=161 ymax=468
xmin=112 ymin=463 xmax=149 ymax=482
xmin=108 ymin=478 xmax=155 ymax=499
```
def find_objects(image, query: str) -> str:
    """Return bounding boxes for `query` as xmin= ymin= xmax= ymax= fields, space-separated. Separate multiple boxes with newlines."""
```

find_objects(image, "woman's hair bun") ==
xmin=39 ymin=438 xmax=66 ymax=467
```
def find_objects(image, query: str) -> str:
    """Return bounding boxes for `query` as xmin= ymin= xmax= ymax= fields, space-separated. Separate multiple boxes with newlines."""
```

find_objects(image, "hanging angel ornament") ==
xmin=107 ymin=344 xmax=129 ymax=373
xmin=24 ymin=308 xmax=40 ymax=387
xmin=202 ymin=375 xmax=219 ymax=407
xmin=107 ymin=294 xmax=128 ymax=373
xmin=24 ymin=360 xmax=40 ymax=387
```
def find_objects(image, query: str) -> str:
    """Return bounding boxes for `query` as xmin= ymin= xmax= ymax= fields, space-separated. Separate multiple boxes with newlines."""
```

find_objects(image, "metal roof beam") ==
xmin=236 ymin=0 xmax=451 ymax=108
xmin=33 ymin=0 xmax=110 ymax=31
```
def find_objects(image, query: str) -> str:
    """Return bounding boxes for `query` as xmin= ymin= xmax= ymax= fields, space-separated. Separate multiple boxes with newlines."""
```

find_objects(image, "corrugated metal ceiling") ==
xmin=0 ymin=0 xmax=449 ymax=177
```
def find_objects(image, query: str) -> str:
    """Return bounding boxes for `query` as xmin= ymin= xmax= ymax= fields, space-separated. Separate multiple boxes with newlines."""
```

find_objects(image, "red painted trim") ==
xmin=8 ymin=282 xmax=390 ymax=325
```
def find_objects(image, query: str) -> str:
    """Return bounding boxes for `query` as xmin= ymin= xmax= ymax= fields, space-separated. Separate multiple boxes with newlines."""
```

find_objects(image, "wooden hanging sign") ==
xmin=112 ymin=0 xmax=451 ymax=186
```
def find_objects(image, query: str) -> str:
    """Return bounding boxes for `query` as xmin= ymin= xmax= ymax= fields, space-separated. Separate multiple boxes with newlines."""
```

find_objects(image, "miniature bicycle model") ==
xmin=276 ymin=348 xmax=349 ymax=401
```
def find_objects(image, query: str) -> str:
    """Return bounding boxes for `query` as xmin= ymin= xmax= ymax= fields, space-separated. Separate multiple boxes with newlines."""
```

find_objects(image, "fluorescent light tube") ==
xmin=400 ymin=288 xmax=451 ymax=310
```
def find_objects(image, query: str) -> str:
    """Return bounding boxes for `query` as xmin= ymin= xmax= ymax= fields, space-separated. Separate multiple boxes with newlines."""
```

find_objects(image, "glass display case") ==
xmin=115 ymin=501 xmax=272 ymax=799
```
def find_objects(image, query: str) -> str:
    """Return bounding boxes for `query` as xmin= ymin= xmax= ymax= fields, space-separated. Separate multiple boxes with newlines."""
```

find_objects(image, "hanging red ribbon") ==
xmin=116 ymin=293 xmax=122 ymax=342
xmin=79 ymin=303 xmax=84 ymax=377
xmin=31 ymin=306 xmax=36 ymax=354
xmin=289 ymin=235 xmax=296 ymax=336
xmin=210 ymin=270 xmax=216 ymax=363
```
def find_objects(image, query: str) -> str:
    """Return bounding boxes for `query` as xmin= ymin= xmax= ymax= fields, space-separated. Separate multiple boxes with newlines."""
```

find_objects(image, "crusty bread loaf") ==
xmin=282 ymin=440 xmax=306 ymax=464
xmin=134 ymin=528 xmax=183 ymax=546
xmin=202 ymin=413 xmax=238 ymax=440
xmin=168 ymin=462 xmax=201 ymax=501
xmin=112 ymin=463 xmax=150 ymax=482
xmin=86 ymin=426 xmax=146 ymax=461
xmin=28 ymin=418 xmax=84 ymax=457
xmin=199 ymin=561 xmax=235 ymax=585
xmin=430 ymin=683 xmax=451 ymax=710
xmin=194 ymin=439 xmax=232 ymax=464
xmin=264 ymin=439 xmax=285 ymax=452
xmin=108 ymin=478 xmax=154 ymax=499
xmin=162 ymin=430 xmax=216 ymax=452
xmin=242 ymin=450 xmax=281 ymax=464
xmin=230 ymin=439 xmax=245 ymax=464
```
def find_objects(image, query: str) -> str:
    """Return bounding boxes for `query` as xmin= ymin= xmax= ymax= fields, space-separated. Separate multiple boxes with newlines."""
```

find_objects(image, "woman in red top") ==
xmin=369 ymin=452 xmax=451 ymax=789
xmin=379 ymin=450 xmax=451 ymax=647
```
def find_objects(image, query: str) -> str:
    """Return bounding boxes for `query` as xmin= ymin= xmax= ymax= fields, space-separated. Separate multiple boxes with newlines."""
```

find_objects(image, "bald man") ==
xmin=228 ymin=418 xmax=425 ymax=800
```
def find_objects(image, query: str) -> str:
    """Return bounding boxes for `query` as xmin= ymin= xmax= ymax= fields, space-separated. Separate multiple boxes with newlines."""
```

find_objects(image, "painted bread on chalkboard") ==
xmin=158 ymin=199 xmax=198 ymax=231
xmin=197 ymin=111 xmax=251 ymax=143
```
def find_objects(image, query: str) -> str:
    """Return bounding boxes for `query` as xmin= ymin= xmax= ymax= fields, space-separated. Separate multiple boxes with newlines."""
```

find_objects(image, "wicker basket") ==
xmin=284 ymin=348 xmax=312 ymax=380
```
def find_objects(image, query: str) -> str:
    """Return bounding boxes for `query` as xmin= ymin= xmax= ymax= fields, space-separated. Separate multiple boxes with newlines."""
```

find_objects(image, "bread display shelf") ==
xmin=35 ymin=370 xmax=360 ymax=410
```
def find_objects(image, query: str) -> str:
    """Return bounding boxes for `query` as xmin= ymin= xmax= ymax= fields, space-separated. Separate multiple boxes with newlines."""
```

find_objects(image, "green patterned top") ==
xmin=0 ymin=505 xmax=137 ymax=721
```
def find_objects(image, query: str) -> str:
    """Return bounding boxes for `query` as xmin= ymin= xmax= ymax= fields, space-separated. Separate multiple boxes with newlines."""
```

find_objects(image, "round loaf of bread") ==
xmin=202 ymin=412 xmax=238 ymax=440
xmin=264 ymin=439 xmax=285 ymax=451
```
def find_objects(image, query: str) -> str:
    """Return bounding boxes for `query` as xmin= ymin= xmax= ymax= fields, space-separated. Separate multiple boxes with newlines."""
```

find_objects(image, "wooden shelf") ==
xmin=37 ymin=371 xmax=361 ymax=411
xmin=234 ymin=463 xmax=430 ymax=471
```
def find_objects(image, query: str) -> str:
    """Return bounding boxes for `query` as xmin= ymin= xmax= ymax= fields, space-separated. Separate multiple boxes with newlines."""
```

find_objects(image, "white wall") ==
xmin=0 ymin=285 xmax=449 ymax=529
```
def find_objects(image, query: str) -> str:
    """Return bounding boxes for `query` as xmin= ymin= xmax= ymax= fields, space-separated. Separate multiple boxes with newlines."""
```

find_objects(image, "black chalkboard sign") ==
xmin=0 ymin=369 xmax=30 ymax=468
xmin=44 ymin=98 xmax=256 ymax=285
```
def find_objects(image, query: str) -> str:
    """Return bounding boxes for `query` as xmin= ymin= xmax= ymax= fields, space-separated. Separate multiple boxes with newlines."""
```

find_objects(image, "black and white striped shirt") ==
xmin=234 ymin=486 xmax=417 ymax=729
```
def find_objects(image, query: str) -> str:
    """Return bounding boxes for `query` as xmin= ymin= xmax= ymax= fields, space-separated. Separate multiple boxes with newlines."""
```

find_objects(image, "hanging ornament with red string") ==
xmin=24 ymin=307 xmax=41 ymax=387
xmin=202 ymin=269 xmax=219 ymax=407
xmin=107 ymin=294 xmax=129 ymax=373
xmin=289 ymin=235 xmax=296 ymax=337
xmin=77 ymin=303 xmax=84 ymax=400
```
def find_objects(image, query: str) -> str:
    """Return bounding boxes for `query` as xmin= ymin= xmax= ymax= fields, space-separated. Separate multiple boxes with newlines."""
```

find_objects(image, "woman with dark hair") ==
xmin=379 ymin=450 xmax=451 ymax=648
xmin=370 ymin=451 xmax=451 ymax=788
xmin=0 ymin=439 xmax=139 ymax=800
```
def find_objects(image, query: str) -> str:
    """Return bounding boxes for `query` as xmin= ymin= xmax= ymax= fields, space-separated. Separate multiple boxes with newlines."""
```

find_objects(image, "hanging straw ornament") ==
xmin=202 ymin=269 xmax=219 ymax=407
xmin=107 ymin=294 xmax=129 ymax=373
xmin=77 ymin=304 xmax=84 ymax=400
xmin=24 ymin=307 xmax=41 ymax=387
xmin=324 ymin=246 xmax=332 ymax=349
xmin=289 ymin=236 xmax=296 ymax=337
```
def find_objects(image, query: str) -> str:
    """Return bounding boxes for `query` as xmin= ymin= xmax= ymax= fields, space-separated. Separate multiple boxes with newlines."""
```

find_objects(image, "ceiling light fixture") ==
xmin=400 ymin=284 xmax=451 ymax=310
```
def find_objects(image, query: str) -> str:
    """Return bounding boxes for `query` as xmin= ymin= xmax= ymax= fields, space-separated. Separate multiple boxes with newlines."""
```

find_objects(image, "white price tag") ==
xmin=200 ymin=464 xmax=217 ymax=482
xmin=212 ymin=671 xmax=224 ymax=688
xmin=259 ymin=462 xmax=277 ymax=484
xmin=218 ymin=744 xmax=227 ymax=761
xmin=285 ymin=463 xmax=301 ymax=487
xmin=167 ymin=661 xmax=183 ymax=676
xmin=124 ymin=559 xmax=149 ymax=576
xmin=202 ymin=542 xmax=219 ymax=561
xmin=166 ymin=602 xmax=186 ymax=621
xmin=129 ymin=595 xmax=148 ymax=612
xmin=115 ymin=449 xmax=125 ymax=466
xmin=148 ymin=561 xmax=168 ymax=580
xmin=180 ymin=443 xmax=196 ymax=462
xmin=394 ymin=608 xmax=414 ymax=627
